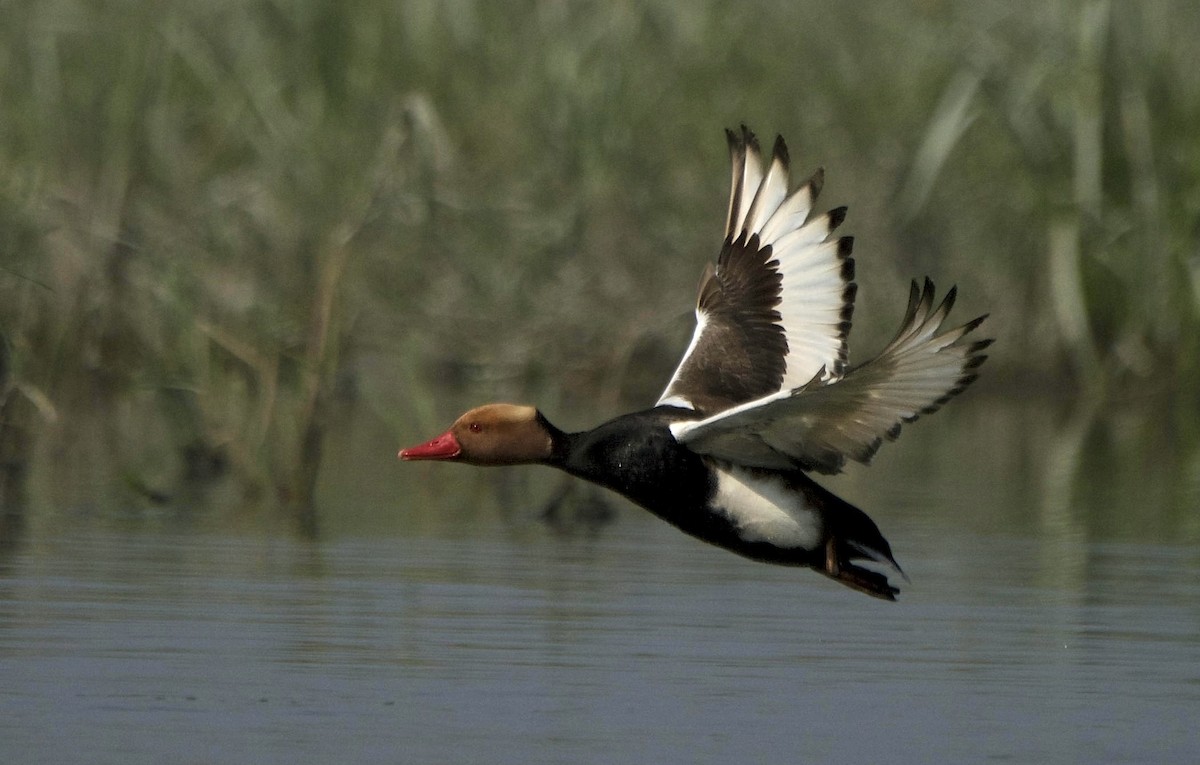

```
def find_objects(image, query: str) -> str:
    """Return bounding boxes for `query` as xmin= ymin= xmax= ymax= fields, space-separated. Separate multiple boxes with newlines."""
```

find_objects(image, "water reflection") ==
xmin=304 ymin=391 xmax=1200 ymax=548
xmin=2 ymin=520 xmax=1198 ymax=764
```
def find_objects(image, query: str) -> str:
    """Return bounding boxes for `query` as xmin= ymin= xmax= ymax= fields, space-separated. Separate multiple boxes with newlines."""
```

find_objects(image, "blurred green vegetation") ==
xmin=1 ymin=0 xmax=1198 ymax=533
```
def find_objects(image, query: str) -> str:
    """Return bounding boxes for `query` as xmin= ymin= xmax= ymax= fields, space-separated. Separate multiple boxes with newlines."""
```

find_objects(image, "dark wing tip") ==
xmin=917 ymin=278 xmax=937 ymax=315
xmin=840 ymin=282 xmax=858 ymax=322
xmin=969 ymin=336 xmax=995 ymax=352
xmin=828 ymin=206 xmax=848 ymax=231
xmin=837 ymin=235 xmax=854 ymax=258
xmin=771 ymin=134 xmax=789 ymax=169
xmin=741 ymin=124 xmax=760 ymax=153
xmin=942 ymin=284 xmax=959 ymax=311
xmin=943 ymin=374 xmax=980 ymax=399
xmin=840 ymin=254 xmax=855 ymax=281
xmin=856 ymin=435 xmax=885 ymax=464
xmin=961 ymin=313 xmax=990 ymax=334
xmin=808 ymin=167 xmax=826 ymax=199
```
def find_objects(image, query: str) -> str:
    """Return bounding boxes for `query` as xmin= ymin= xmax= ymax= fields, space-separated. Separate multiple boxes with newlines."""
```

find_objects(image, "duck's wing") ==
xmin=656 ymin=126 xmax=856 ymax=415
xmin=670 ymin=279 xmax=991 ymax=473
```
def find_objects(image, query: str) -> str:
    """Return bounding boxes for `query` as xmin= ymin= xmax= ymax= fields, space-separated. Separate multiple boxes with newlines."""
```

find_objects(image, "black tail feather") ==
xmin=820 ymin=555 xmax=901 ymax=601
xmin=811 ymin=481 xmax=906 ymax=599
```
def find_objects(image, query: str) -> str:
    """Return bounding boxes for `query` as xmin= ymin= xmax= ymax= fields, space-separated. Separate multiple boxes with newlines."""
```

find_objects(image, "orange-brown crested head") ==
xmin=398 ymin=403 xmax=554 ymax=466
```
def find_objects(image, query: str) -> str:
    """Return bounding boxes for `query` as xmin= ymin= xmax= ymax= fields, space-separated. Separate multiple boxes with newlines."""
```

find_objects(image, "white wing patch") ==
xmin=657 ymin=310 xmax=708 ymax=410
xmin=722 ymin=132 xmax=850 ymax=390
xmin=669 ymin=388 xmax=799 ymax=470
xmin=655 ymin=129 xmax=989 ymax=481
xmin=736 ymin=177 xmax=849 ymax=390
xmin=656 ymin=129 xmax=852 ymax=412
xmin=773 ymin=232 xmax=851 ymax=388
xmin=671 ymin=280 xmax=990 ymax=474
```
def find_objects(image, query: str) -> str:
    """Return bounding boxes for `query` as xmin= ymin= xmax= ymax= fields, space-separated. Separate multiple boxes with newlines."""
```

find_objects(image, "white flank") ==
xmin=711 ymin=466 xmax=822 ymax=549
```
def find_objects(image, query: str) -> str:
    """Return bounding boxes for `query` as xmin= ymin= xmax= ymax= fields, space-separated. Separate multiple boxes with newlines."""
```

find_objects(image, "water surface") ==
xmin=3 ymin=511 xmax=1198 ymax=764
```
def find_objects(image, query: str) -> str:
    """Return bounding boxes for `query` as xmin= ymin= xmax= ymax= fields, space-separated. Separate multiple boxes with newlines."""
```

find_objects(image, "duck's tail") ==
xmin=820 ymin=490 xmax=906 ymax=601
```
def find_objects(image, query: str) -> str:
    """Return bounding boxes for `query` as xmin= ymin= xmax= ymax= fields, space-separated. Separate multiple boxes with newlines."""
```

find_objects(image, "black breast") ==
xmin=556 ymin=408 xmax=716 ymax=532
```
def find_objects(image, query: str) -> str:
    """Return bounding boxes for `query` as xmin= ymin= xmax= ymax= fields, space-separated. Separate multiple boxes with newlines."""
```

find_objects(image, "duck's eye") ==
xmin=468 ymin=422 xmax=482 ymax=433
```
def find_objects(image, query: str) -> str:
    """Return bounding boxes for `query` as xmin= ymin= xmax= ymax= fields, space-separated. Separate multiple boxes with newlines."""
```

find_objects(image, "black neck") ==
xmin=538 ymin=411 xmax=574 ymax=467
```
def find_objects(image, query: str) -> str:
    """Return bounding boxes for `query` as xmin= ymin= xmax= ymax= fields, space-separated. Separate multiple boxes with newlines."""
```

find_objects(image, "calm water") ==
xmin=2 ymin=509 xmax=1198 ymax=765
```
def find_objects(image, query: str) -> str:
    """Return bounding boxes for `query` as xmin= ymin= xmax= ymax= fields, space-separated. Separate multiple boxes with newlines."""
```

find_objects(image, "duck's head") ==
xmin=398 ymin=403 xmax=555 ymax=466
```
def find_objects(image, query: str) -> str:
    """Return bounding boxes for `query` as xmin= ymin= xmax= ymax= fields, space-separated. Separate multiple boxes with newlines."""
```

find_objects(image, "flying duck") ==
xmin=400 ymin=127 xmax=990 ymax=600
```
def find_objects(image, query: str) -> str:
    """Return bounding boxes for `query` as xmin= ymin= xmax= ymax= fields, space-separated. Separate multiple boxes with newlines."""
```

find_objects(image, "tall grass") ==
xmin=0 ymin=0 xmax=1197 ymax=525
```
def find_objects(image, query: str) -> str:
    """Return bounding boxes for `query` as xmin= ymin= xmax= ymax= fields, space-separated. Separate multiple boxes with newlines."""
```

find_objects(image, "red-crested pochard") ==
xmin=400 ymin=127 xmax=990 ymax=600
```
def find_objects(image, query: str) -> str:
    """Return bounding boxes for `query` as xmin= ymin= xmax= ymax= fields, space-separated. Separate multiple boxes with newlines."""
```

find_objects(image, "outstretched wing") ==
xmin=657 ymin=126 xmax=856 ymax=415
xmin=670 ymin=279 xmax=991 ymax=473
